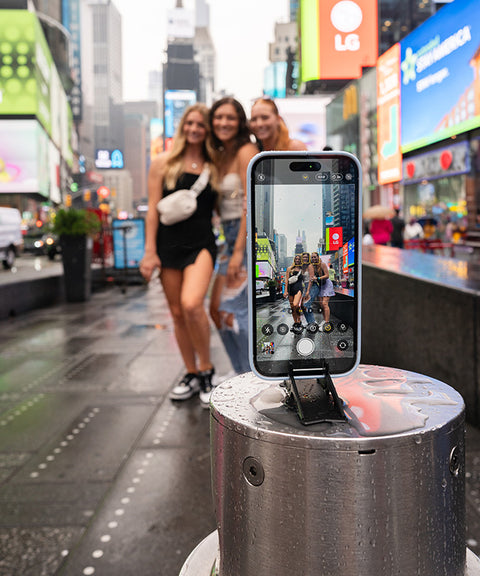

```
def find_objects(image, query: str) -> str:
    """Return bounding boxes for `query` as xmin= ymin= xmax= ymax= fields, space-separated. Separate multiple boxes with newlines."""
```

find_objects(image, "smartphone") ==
xmin=247 ymin=151 xmax=362 ymax=380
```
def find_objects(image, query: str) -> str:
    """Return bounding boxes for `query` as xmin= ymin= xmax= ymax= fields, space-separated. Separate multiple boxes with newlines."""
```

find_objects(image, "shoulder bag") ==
xmin=157 ymin=165 xmax=210 ymax=226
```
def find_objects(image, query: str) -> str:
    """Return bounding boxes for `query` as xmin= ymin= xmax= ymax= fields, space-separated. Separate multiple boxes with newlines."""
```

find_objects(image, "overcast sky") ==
xmin=112 ymin=0 xmax=289 ymax=111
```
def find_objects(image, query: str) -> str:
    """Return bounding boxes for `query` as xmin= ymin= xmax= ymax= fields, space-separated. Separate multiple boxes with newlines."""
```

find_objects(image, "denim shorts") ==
xmin=217 ymin=218 xmax=246 ymax=276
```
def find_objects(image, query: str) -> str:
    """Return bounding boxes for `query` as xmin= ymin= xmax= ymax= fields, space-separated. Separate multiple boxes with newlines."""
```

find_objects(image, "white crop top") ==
xmin=219 ymin=173 xmax=243 ymax=221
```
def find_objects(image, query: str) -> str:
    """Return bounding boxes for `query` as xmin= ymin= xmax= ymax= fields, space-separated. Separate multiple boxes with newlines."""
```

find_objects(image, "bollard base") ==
xmin=179 ymin=530 xmax=480 ymax=576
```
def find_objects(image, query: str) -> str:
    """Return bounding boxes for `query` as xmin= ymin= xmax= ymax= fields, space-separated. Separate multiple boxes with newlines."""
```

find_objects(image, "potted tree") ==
xmin=51 ymin=208 xmax=101 ymax=302
xmin=267 ymin=278 xmax=277 ymax=302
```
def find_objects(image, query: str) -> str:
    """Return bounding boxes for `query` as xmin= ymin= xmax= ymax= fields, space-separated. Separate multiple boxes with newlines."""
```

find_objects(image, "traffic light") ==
xmin=84 ymin=189 xmax=91 ymax=202
xmin=65 ymin=194 xmax=72 ymax=207
xmin=70 ymin=182 xmax=79 ymax=193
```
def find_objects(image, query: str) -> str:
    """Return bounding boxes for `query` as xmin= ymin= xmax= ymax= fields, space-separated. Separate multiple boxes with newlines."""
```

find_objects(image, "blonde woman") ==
xmin=140 ymin=104 xmax=218 ymax=406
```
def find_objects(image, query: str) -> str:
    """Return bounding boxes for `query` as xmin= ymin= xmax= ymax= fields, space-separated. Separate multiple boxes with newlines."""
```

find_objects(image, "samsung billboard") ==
xmin=400 ymin=0 xmax=480 ymax=153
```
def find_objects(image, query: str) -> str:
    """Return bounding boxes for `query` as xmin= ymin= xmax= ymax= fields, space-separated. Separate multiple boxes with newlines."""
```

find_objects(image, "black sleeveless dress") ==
xmin=156 ymin=172 xmax=217 ymax=270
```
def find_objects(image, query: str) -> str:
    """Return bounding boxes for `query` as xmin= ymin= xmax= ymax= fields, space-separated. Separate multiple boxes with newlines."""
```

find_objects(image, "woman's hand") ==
xmin=139 ymin=252 xmax=161 ymax=282
xmin=226 ymin=250 xmax=244 ymax=285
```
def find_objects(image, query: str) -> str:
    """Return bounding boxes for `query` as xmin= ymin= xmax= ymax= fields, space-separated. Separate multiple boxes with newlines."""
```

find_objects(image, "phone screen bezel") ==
xmin=247 ymin=151 xmax=362 ymax=380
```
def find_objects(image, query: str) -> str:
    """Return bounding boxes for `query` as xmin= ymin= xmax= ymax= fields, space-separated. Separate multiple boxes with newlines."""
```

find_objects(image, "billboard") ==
xmin=275 ymin=96 xmax=330 ymax=150
xmin=0 ymin=120 xmax=50 ymax=196
xmin=164 ymin=90 xmax=196 ymax=141
xmin=325 ymin=226 xmax=343 ymax=252
xmin=300 ymin=0 xmax=378 ymax=82
xmin=400 ymin=0 xmax=480 ymax=153
xmin=62 ymin=0 xmax=82 ymax=121
xmin=0 ymin=10 xmax=73 ymax=164
xmin=112 ymin=219 xmax=145 ymax=270
xmin=377 ymin=43 xmax=402 ymax=184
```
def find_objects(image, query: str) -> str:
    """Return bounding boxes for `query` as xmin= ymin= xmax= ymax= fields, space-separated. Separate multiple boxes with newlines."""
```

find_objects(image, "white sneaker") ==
xmin=169 ymin=373 xmax=201 ymax=401
xmin=318 ymin=321 xmax=326 ymax=332
xmin=199 ymin=368 xmax=215 ymax=408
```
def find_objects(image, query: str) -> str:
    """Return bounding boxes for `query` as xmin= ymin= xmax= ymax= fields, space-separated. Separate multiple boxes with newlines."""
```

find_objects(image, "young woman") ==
xmin=250 ymin=97 xmax=307 ymax=152
xmin=139 ymin=104 xmax=217 ymax=406
xmin=208 ymin=97 xmax=258 ymax=376
xmin=284 ymin=254 xmax=304 ymax=333
xmin=309 ymin=252 xmax=336 ymax=331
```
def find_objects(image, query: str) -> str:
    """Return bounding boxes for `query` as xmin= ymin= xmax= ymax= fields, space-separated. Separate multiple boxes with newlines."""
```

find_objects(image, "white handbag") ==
xmin=157 ymin=165 xmax=210 ymax=226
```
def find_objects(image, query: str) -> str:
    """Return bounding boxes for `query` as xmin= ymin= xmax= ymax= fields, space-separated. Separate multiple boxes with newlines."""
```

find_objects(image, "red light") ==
xmin=35 ymin=219 xmax=43 ymax=228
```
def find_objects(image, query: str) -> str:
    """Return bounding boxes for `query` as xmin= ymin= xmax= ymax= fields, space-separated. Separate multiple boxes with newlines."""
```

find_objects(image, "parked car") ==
xmin=0 ymin=207 xmax=23 ymax=269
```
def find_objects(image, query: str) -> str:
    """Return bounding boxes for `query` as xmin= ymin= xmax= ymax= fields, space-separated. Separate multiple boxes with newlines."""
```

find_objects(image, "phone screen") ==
xmin=247 ymin=152 xmax=361 ymax=379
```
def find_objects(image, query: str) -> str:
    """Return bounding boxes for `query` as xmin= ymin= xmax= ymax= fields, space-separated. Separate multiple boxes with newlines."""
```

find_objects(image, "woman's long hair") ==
xmin=164 ymin=103 xmax=218 ymax=189
xmin=251 ymin=98 xmax=290 ymax=151
xmin=208 ymin=97 xmax=253 ymax=165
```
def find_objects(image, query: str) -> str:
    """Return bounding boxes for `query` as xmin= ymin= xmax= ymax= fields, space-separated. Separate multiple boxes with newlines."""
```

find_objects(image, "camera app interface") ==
xmin=251 ymin=156 xmax=359 ymax=377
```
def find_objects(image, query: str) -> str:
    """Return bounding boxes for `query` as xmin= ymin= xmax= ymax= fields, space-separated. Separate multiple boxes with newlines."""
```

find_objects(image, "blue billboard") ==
xmin=112 ymin=219 xmax=145 ymax=270
xmin=400 ymin=0 xmax=480 ymax=153
xmin=164 ymin=90 xmax=197 ymax=139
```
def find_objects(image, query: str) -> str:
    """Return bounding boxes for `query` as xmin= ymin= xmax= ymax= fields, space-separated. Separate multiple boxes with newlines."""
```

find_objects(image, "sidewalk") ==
xmin=1 ymin=277 xmax=480 ymax=574
xmin=0 ymin=278 xmax=231 ymax=576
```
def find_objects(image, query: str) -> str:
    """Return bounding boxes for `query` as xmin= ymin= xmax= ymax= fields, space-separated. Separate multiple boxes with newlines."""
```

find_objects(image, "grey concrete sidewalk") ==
xmin=1 ymin=278 xmax=480 ymax=575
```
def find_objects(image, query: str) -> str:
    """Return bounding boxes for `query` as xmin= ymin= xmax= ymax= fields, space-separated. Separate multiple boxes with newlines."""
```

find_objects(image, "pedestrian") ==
xmin=404 ymin=217 xmax=424 ymax=241
xmin=370 ymin=217 xmax=393 ymax=246
xmin=390 ymin=208 xmax=405 ymax=248
xmin=139 ymin=104 xmax=218 ymax=407
xmin=250 ymin=97 xmax=307 ymax=151
xmin=284 ymin=254 xmax=304 ymax=333
xmin=310 ymin=252 xmax=335 ymax=332
xmin=208 ymin=97 xmax=258 ymax=377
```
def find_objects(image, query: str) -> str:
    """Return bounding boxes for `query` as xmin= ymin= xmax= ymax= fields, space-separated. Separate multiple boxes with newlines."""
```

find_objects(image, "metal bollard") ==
xmin=180 ymin=365 xmax=480 ymax=576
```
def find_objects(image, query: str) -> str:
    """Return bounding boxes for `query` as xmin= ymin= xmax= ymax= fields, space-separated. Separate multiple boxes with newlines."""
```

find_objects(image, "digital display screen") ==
xmin=249 ymin=153 xmax=361 ymax=378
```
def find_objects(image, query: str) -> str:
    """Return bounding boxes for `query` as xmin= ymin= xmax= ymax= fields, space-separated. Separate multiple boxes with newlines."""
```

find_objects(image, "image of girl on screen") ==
xmin=284 ymin=254 xmax=304 ymax=333
xmin=139 ymin=104 xmax=218 ymax=407
xmin=300 ymin=252 xmax=316 ymax=326
xmin=310 ymin=252 xmax=335 ymax=332
xmin=250 ymin=98 xmax=307 ymax=152
xmin=208 ymin=97 xmax=258 ymax=377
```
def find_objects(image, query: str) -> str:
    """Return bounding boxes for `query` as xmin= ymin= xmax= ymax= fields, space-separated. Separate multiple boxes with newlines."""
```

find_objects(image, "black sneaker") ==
xmin=199 ymin=367 xmax=215 ymax=408
xmin=169 ymin=373 xmax=201 ymax=401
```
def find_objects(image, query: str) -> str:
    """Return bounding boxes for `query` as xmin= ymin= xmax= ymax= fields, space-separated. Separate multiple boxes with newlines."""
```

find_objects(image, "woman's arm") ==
xmin=227 ymin=142 xmax=259 ymax=283
xmin=140 ymin=154 xmax=167 ymax=282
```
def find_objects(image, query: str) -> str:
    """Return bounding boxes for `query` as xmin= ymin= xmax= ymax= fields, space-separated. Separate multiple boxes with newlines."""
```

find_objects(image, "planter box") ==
xmin=60 ymin=235 xmax=93 ymax=302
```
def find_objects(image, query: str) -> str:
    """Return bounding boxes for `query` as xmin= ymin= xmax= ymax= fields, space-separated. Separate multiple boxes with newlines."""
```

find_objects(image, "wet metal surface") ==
xmin=0 ymin=276 xmax=479 ymax=575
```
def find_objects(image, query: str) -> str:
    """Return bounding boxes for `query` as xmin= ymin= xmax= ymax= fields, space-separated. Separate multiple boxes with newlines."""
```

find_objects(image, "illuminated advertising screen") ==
xmin=377 ymin=43 xmax=402 ymax=184
xmin=325 ymin=226 xmax=343 ymax=252
xmin=0 ymin=120 xmax=49 ymax=196
xmin=256 ymin=260 xmax=273 ymax=279
xmin=112 ymin=219 xmax=145 ymax=270
xmin=95 ymin=149 xmax=125 ymax=170
xmin=348 ymin=237 xmax=355 ymax=266
xmin=300 ymin=0 xmax=378 ymax=82
xmin=62 ymin=0 xmax=82 ymax=121
xmin=164 ymin=90 xmax=197 ymax=139
xmin=400 ymin=0 xmax=480 ymax=153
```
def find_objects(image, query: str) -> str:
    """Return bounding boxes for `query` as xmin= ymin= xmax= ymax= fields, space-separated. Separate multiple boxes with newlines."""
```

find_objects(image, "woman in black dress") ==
xmin=284 ymin=254 xmax=304 ymax=332
xmin=140 ymin=104 xmax=218 ymax=406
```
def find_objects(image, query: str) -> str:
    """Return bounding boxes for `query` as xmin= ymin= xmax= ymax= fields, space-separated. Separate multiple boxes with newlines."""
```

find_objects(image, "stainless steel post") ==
xmin=208 ymin=365 xmax=467 ymax=576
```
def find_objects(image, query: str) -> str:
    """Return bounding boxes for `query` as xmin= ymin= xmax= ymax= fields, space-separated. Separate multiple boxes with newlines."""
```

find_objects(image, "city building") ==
xmin=0 ymin=2 xmax=75 ymax=225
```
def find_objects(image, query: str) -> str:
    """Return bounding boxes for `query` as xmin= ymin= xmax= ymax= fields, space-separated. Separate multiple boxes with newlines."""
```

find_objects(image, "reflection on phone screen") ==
xmin=250 ymin=154 xmax=360 ymax=379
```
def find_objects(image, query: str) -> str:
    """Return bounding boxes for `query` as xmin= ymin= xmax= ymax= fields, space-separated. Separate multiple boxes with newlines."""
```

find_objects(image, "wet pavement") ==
xmin=1 ymin=271 xmax=480 ymax=575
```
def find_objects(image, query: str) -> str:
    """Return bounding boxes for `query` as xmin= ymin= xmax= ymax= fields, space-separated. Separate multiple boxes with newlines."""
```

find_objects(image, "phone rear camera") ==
xmin=289 ymin=161 xmax=321 ymax=172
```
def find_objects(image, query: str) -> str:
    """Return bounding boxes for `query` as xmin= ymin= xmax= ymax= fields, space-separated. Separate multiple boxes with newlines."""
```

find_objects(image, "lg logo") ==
xmin=331 ymin=0 xmax=362 ymax=53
